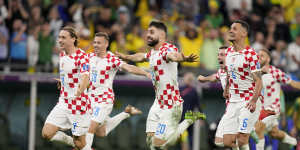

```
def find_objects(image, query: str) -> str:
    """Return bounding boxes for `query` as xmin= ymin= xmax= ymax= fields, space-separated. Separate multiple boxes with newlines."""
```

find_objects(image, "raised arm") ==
xmin=121 ymin=63 xmax=151 ymax=79
xmin=166 ymin=52 xmax=198 ymax=62
xmin=115 ymin=52 xmax=147 ymax=62
xmin=197 ymin=74 xmax=218 ymax=83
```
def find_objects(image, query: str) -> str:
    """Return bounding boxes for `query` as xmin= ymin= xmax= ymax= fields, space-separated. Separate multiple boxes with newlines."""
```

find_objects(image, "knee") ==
xmin=223 ymin=137 xmax=234 ymax=147
xmin=41 ymin=128 xmax=54 ymax=140
xmin=73 ymin=137 xmax=84 ymax=149
xmin=237 ymin=133 xmax=249 ymax=146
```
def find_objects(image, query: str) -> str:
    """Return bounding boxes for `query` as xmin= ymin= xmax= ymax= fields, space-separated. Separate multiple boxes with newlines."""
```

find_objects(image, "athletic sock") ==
xmin=105 ymin=112 xmax=130 ymax=135
xmin=50 ymin=131 xmax=75 ymax=147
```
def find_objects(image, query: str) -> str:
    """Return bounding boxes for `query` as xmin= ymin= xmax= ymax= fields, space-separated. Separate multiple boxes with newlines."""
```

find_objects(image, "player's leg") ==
xmin=222 ymin=102 xmax=239 ymax=149
xmin=237 ymin=100 xmax=261 ymax=150
xmin=146 ymin=103 xmax=161 ymax=149
xmin=86 ymin=103 xmax=113 ymax=147
xmin=215 ymin=114 xmax=226 ymax=147
xmin=42 ymin=105 xmax=75 ymax=147
xmin=269 ymin=126 xmax=297 ymax=145
xmin=70 ymin=112 xmax=91 ymax=150
xmin=254 ymin=121 xmax=266 ymax=150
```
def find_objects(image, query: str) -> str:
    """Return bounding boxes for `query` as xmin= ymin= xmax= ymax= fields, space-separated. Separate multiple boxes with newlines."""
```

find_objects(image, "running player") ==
xmin=42 ymin=26 xmax=91 ymax=150
xmin=84 ymin=32 xmax=152 ymax=149
xmin=116 ymin=21 xmax=206 ymax=150
xmin=254 ymin=49 xmax=300 ymax=150
xmin=223 ymin=20 xmax=262 ymax=150
xmin=197 ymin=45 xmax=228 ymax=147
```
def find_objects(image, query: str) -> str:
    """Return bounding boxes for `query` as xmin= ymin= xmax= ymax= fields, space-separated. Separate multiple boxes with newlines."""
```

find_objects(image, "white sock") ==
xmin=163 ymin=119 xmax=193 ymax=146
xmin=240 ymin=144 xmax=249 ymax=150
xmin=256 ymin=138 xmax=265 ymax=150
xmin=282 ymin=133 xmax=297 ymax=145
xmin=105 ymin=112 xmax=130 ymax=135
xmin=85 ymin=132 xmax=94 ymax=147
xmin=215 ymin=141 xmax=224 ymax=147
xmin=50 ymin=131 xmax=75 ymax=147
xmin=81 ymin=143 xmax=92 ymax=150
xmin=232 ymin=140 xmax=240 ymax=150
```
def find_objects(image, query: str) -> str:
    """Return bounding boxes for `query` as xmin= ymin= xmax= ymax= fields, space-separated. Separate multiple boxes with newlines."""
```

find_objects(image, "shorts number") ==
xmin=72 ymin=122 xmax=78 ymax=133
xmin=240 ymin=118 xmax=248 ymax=130
xmin=155 ymin=123 xmax=166 ymax=135
xmin=93 ymin=107 xmax=100 ymax=116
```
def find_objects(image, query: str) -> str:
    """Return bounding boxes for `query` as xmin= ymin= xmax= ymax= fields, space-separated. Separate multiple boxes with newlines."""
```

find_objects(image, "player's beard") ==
xmin=147 ymin=38 xmax=159 ymax=47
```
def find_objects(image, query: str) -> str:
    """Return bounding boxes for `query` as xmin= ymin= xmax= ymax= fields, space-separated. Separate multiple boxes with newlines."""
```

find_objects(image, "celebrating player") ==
xmin=84 ymin=32 xmax=152 ymax=149
xmin=116 ymin=21 xmax=205 ymax=150
xmin=222 ymin=20 xmax=262 ymax=150
xmin=254 ymin=49 xmax=300 ymax=150
xmin=197 ymin=45 xmax=228 ymax=147
xmin=42 ymin=26 xmax=91 ymax=150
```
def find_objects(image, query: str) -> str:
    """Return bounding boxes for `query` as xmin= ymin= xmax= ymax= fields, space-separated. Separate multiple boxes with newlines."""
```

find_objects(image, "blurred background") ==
xmin=0 ymin=0 xmax=300 ymax=150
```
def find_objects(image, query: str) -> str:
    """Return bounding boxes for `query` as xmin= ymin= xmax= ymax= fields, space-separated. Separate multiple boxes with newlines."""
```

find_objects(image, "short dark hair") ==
xmin=149 ymin=21 xmax=167 ymax=34
xmin=260 ymin=48 xmax=271 ymax=58
xmin=95 ymin=32 xmax=110 ymax=42
xmin=61 ymin=26 xmax=78 ymax=46
xmin=233 ymin=20 xmax=250 ymax=33
xmin=219 ymin=45 xmax=228 ymax=50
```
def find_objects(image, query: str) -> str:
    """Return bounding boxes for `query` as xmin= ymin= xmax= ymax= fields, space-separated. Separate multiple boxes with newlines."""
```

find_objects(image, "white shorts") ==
xmin=146 ymin=101 xmax=183 ymax=140
xmin=215 ymin=114 xmax=226 ymax=138
xmin=91 ymin=102 xmax=113 ymax=124
xmin=261 ymin=115 xmax=279 ymax=132
xmin=45 ymin=104 xmax=91 ymax=136
xmin=223 ymin=100 xmax=261 ymax=134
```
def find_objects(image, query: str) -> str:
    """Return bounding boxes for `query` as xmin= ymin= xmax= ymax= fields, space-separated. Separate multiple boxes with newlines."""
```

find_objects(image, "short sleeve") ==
xmin=245 ymin=50 xmax=260 ymax=73
xmin=111 ymin=56 xmax=124 ymax=69
xmin=273 ymin=67 xmax=291 ymax=84
xmin=161 ymin=44 xmax=178 ymax=61
xmin=145 ymin=51 xmax=151 ymax=60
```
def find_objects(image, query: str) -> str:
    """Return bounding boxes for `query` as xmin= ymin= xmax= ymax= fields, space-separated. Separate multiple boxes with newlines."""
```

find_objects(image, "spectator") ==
xmin=179 ymin=26 xmax=202 ymax=68
xmin=265 ymin=18 xmax=276 ymax=49
xmin=77 ymin=27 xmax=93 ymax=53
xmin=287 ymin=33 xmax=300 ymax=79
xmin=271 ymin=40 xmax=288 ymax=71
xmin=38 ymin=21 xmax=55 ymax=71
xmin=115 ymin=6 xmax=131 ymax=34
xmin=205 ymin=0 xmax=224 ymax=29
xmin=290 ymin=9 xmax=300 ymax=41
xmin=10 ymin=19 xmax=27 ymax=62
xmin=6 ymin=0 xmax=29 ymax=33
xmin=252 ymin=31 xmax=265 ymax=52
xmin=95 ymin=5 xmax=115 ymax=34
xmin=125 ymin=24 xmax=145 ymax=54
xmin=27 ymin=26 xmax=39 ymax=73
xmin=48 ymin=6 xmax=63 ymax=39
xmin=0 ymin=0 xmax=8 ymax=22
xmin=28 ymin=5 xmax=43 ymax=28
xmin=200 ymin=28 xmax=222 ymax=71
xmin=110 ymin=31 xmax=126 ymax=53
xmin=179 ymin=72 xmax=201 ymax=150
xmin=0 ymin=18 xmax=8 ymax=61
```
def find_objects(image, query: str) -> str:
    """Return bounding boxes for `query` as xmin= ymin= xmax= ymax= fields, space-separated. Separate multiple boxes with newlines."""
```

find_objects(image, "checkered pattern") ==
xmin=90 ymin=87 xmax=114 ymax=104
xmin=145 ymin=42 xmax=182 ymax=109
xmin=216 ymin=68 xmax=227 ymax=89
xmin=88 ymin=52 xmax=123 ymax=104
xmin=59 ymin=49 xmax=90 ymax=115
xmin=158 ymin=83 xmax=183 ymax=109
xmin=262 ymin=65 xmax=291 ymax=114
xmin=225 ymin=46 xmax=260 ymax=102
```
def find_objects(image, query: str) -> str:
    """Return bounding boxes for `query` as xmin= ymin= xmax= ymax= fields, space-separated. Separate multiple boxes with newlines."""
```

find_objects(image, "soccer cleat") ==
xmin=124 ymin=105 xmax=143 ymax=115
xmin=184 ymin=111 xmax=206 ymax=121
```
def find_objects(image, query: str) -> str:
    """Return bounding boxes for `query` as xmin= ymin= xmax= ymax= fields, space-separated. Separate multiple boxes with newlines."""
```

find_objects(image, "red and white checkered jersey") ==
xmin=225 ymin=46 xmax=261 ymax=102
xmin=216 ymin=68 xmax=227 ymax=90
xmin=262 ymin=65 xmax=291 ymax=114
xmin=145 ymin=42 xmax=183 ymax=109
xmin=58 ymin=49 xmax=90 ymax=115
xmin=88 ymin=52 xmax=124 ymax=104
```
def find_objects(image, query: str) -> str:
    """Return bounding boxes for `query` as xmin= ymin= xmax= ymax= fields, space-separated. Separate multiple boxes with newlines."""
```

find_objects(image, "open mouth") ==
xmin=219 ymin=61 xmax=224 ymax=65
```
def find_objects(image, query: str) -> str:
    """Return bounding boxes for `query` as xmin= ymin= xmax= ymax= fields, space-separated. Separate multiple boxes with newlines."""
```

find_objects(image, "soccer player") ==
xmin=42 ymin=26 xmax=91 ymax=150
xmin=85 ymin=32 xmax=152 ymax=148
xmin=197 ymin=46 xmax=228 ymax=147
xmin=116 ymin=21 xmax=205 ymax=150
xmin=222 ymin=20 xmax=262 ymax=150
xmin=254 ymin=49 xmax=300 ymax=150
